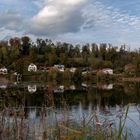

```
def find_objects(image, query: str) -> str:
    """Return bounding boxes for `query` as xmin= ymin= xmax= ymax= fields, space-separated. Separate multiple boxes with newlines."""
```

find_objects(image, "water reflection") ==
xmin=69 ymin=85 xmax=76 ymax=90
xmin=0 ymin=84 xmax=7 ymax=89
xmin=97 ymin=83 xmax=113 ymax=90
xmin=0 ymin=77 xmax=9 ymax=89
xmin=28 ymin=85 xmax=37 ymax=93
xmin=0 ymin=81 xmax=140 ymax=139
xmin=53 ymin=85 xmax=64 ymax=93
xmin=5 ymin=103 xmax=140 ymax=139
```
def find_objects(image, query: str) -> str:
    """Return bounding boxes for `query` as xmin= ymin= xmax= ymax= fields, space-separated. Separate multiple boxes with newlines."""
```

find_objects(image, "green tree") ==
xmin=29 ymin=48 xmax=37 ymax=63
xmin=21 ymin=36 xmax=31 ymax=55
xmin=1 ymin=46 xmax=8 ymax=65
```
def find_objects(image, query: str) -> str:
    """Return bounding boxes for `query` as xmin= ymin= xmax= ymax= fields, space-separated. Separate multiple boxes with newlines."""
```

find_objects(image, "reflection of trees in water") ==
xmin=0 ymin=87 xmax=46 ymax=107
xmin=44 ymin=87 xmax=54 ymax=107
xmin=123 ymin=82 xmax=140 ymax=104
xmin=1 ymin=83 xmax=140 ymax=109
xmin=124 ymin=83 xmax=136 ymax=96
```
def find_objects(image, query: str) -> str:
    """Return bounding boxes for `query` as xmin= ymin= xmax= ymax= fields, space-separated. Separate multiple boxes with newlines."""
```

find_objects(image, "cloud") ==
xmin=82 ymin=1 xmax=140 ymax=31
xmin=0 ymin=11 xmax=23 ymax=31
xmin=1 ymin=0 xmax=140 ymax=48
xmin=56 ymin=0 xmax=140 ymax=48
xmin=29 ymin=0 xmax=87 ymax=36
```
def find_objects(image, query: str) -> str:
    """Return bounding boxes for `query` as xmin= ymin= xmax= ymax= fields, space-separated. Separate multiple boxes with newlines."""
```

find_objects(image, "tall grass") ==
xmin=0 ymin=104 xmax=130 ymax=140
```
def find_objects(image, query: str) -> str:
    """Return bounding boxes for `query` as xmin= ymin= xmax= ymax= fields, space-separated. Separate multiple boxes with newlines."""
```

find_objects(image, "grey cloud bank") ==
xmin=0 ymin=11 xmax=23 ymax=31
xmin=0 ymin=0 xmax=140 ymax=48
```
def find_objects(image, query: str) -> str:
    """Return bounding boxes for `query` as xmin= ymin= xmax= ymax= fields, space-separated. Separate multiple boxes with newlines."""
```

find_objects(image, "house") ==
xmin=0 ymin=67 xmax=8 ymax=75
xmin=54 ymin=64 xmax=65 ymax=72
xmin=28 ymin=63 xmax=37 ymax=72
xmin=124 ymin=64 xmax=135 ymax=74
xmin=101 ymin=68 xmax=113 ymax=75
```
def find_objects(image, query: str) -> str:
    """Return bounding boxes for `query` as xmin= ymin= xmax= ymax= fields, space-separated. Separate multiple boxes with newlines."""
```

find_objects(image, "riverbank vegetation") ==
xmin=0 ymin=102 xmax=130 ymax=140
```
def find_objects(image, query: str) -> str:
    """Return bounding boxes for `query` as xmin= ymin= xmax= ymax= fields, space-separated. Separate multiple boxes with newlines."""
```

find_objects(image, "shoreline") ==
xmin=2 ymin=73 xmax=140 ymax=83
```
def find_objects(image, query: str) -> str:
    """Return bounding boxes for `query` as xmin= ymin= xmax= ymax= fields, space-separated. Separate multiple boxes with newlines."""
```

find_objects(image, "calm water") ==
xmin=0 ymin=81 xmax=140 ymax=139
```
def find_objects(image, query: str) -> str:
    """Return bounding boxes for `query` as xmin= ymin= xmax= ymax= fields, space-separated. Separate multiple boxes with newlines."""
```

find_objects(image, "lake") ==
xmin=0 ymin=81 xmax=140 ymax=139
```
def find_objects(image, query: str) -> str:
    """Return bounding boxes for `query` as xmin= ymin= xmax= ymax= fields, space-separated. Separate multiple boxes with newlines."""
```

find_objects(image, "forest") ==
xmin=0 ymin=36 xmax=140 ymax=76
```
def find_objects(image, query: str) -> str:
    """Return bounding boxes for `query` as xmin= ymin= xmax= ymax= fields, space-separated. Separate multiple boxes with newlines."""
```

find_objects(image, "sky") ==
xmin=0 ymin=0 xmax=140 ymax=48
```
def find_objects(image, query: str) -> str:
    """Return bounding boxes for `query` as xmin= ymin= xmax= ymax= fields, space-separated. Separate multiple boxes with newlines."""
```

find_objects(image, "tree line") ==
xmin=0 ymin=36 xmax=140 ymax=76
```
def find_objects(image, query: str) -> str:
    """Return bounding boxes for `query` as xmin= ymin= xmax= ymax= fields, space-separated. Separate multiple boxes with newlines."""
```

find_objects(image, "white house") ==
xmin=28 ymin=63 xmax=37 ymax=72
xmin=0 ymin=67 xmax=8 ymax=75
xmin=102 ymin=68 xmax=113 ymax=75
xmin=54 ymin=64 xmax=65 ymax=72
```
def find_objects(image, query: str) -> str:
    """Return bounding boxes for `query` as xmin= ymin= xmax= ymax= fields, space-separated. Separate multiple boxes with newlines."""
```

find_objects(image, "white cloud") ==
xmin=82 ymin=1 xmax=140 ymax=31
xmin=37 ymin=6 xmax=58 ymax=17
xmin=56 ymin=0 xmax=140 ymax=48
xmin=29 ymin=0 xmax=87 ymax=36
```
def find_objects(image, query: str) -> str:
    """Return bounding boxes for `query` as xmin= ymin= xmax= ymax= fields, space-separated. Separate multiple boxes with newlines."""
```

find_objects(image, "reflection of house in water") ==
xmin=0 ymin=85 xmax=7 ymax=89
xmin=69 ymin=85 xmax=76 ymax=90
xmin=28 ymin=85 xmax=37 ymax=93
xmin=82 ymin=83 xmax=89 ymax=88
xmin=82 ymin=83 xmax=87 ymax=88
xmin=69 ymin=67 xmax=77 ymax=73
xmin=124 ymin=84 xmax=135 ymax=95
xmin=0 ymin=67 xmax=8 ymax=75
xmin=0 ymin=77 xmax=9 ymax=89
xmin=97 ymin=83 xmax=113 ymax=90
xmin=54 ymin=85 xmax=64 ymax=93
xmin=99 ymin=68 xmax=113 ymax=75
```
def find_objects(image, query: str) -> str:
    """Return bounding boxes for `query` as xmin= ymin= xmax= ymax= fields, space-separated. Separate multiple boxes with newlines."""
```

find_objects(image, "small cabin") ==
xmin=0 ymin=67 xmax=8 ymax=75
xmin=54 ymin=64 xmax=65 ymax=72
xmin=28 ymin=63 xmax=37 ymax=72
xmin=101 ymin=68 xmax=113 ymax=75
xmin=124 ymin=64 xmax=135 ymax=74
